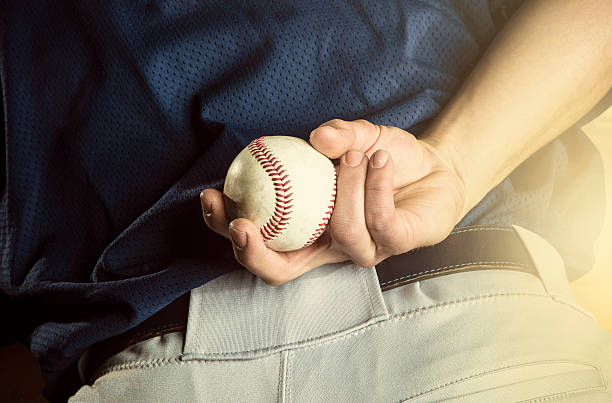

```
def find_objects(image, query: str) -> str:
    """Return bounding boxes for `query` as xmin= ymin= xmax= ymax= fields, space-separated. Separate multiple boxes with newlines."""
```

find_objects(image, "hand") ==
xmin=200 ymin=119 xmax=466 ymax=285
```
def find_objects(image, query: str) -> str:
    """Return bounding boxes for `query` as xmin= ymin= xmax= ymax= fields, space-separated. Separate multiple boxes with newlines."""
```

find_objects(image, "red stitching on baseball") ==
xmin=248 ymin=137 xmax=294 ymax=243
xmin=302 ymin=168 xmax=337 ymax=247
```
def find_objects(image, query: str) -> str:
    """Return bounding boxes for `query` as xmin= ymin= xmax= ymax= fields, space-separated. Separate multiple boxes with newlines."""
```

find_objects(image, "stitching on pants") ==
xmin=287 ymin=350 xmax=293 ymax=403
xmin=293 ymin=293 xmax=593 ymax=354
xmin=389 ymin=293 xmax=590 ymax=321
xmin=360 ymin=266 xmax=376 ymax=317
xmin=95 ymin=353 xmax=285 ymax=380
xmin=449 ymin=226 xmax=513 ymax=235
xmin=277 ymin=350 xmax=290 ymax=403
xmin=182 ymin=292 xmax=590 ymax=359
xmin=95 ymin=357 xmax=185 ymax=379
xmin=89 ymin=324 xmax=186 ymax=382
xmin=379 ymin=261 xmax=530 ymax=287
xmin=277 ymin=351 xmax=283 ymax=403
xmin=524 ymin=387 xmax=605 ymax=402
xmin=397 ymin=360 xmax=603 ymax=401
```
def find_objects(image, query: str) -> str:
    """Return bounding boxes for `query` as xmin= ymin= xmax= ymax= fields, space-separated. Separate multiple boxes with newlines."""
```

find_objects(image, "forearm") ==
xmin=422 ymin=0 xmax=612 ymax=218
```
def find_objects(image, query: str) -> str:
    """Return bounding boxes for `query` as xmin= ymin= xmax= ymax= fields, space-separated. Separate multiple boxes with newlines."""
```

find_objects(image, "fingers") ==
xmin=203 ymin=148 xmax=406 ymax=276
xmin=200 ymin=189 xmax=230 ymax=238
xmin=328 ymin=149 xmax=376 ymax=267
xmin=226 ymin=218 xmax=292 ymax=285
xmin=227 ymin=219 xmax=345 ymax=285
xmin=311 ymin=120 xmax=431 ymax=190
xmin=201 ymin=189 xmax=344 ymax=286
xmin=364 ymin=150 xmax=410 ymax=256
xmin=202 ymin=119 xmax=423 ymax=283
xmin=309 ymin=119 xmax=381 ymax=159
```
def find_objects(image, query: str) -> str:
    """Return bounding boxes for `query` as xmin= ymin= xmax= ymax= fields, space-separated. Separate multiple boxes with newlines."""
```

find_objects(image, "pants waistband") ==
xmin=82 ymin=225 xmax=538 ymax=383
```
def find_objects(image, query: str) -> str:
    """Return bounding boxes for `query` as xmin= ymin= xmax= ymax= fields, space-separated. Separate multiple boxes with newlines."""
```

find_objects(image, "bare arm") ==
xmin=423 ymin=0 xmax=612 ymax=217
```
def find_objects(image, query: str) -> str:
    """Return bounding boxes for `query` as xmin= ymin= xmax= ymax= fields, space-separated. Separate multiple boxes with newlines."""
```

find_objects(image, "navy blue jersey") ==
xmin=0 ymin=0 xmax=604 ymax=400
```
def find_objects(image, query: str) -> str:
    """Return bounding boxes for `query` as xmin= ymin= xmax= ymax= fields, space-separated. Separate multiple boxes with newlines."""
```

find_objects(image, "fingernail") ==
xmin=229 ymin=224 xmax=247 ymax=249
xmin=200 ymin=193 xmax=213 ymax=216
xmin=345 ymin=150 xmax=363 ymax=167
xmin=371 ymin=150 xmax=389 ymax=168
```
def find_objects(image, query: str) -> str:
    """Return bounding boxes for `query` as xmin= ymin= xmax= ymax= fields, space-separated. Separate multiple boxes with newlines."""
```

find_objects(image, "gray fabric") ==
xmin=183 ymin=263 xmax=388 ymax=360
xmin=71 ymin=226 xmax=612 ymax=402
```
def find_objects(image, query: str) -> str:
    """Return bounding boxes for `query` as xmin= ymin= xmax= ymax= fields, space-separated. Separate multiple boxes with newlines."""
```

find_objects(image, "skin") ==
xmin=201 ymin=0 xmax=612 ymax=287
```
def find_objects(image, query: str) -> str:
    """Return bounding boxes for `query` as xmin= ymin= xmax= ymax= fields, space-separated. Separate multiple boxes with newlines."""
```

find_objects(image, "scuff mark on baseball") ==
xmin=223 ymin=136 xmax=337 ymax=251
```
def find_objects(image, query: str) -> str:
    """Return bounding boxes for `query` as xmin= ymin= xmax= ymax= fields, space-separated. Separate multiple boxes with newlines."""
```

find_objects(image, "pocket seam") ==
xmin=400 ymin=360 xmax=603 ymax=401
xmin=524 ymin=385 xmax=606 ymax=403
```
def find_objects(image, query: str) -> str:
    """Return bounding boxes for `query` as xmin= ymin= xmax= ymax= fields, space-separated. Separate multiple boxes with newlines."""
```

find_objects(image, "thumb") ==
xmin=309 ymin=119 xmax=380 ymax=159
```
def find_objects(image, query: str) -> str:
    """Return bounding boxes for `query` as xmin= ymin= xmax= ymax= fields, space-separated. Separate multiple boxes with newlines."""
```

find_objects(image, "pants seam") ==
xmin=93 ymin=293 xmax=593 ymax=382
xmin=398 ymin=360 xmax=603 ymax=401
xmin=360 ymin=266 xmax=377 ymax=317
xmin=94 ymin=357 xmax=184 ymax=379
xmin=449 ymin=226 xmax=514 ymax=235
xmin=278 ymin=350 xmax=289 ymax=403
xmin=388 ymin=292 xmax=589 ymax=321
xmin=287 ymin=350 xmax=293 ymax=403
xmin=181 ymin=291 xmax=590 ymax=360
xmin=524 ymin=386 xmax=607 ymax=403
xmin=291 ymin=292 xmax=594 ymax=354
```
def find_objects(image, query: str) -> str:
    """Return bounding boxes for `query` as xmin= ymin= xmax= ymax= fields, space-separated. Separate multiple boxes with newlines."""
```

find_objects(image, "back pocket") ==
xmin=407 ymin=361 xmax=604 ymax=402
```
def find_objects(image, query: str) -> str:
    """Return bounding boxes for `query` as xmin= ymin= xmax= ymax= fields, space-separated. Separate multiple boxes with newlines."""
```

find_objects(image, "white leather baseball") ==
xmin=223 ymin=136 xmax=337 ymax=251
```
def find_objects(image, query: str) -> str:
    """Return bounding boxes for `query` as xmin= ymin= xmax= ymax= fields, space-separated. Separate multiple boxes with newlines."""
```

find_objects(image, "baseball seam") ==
xmin=302 ymin=168 xmax=337 ymax=248
xmin=248 ymin=137 xmax=294 ymax=243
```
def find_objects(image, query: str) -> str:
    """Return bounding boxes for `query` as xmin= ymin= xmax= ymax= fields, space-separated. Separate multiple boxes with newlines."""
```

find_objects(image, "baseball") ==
xmin=223 ymin=136 xmax=337 ymax=251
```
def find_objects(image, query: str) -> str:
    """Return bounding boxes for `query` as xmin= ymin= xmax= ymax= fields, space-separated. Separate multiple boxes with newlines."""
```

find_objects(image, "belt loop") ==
xmin=511 ymin=225 xmax=592 ymax=316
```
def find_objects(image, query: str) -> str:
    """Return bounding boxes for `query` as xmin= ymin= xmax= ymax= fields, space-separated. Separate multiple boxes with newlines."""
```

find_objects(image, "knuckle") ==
xmin=326 ymin=118 xmax=349 ymax=129
xmin=354 ymin=119 xmax=374 ymax=129
xmin=330 ymin=223 xmax=365 ymax=248
xmin=366 ymin=175 xmax=392 ymax=191
xmin=366 ymin=208 xmax=394 ymax=233
xmin=365 ymin=188 xmax=391 ymax=208
xmin=376 ymin=242 xmax=402 ymax=260
xmin=313 ymin=125 xmax=336 ymax=137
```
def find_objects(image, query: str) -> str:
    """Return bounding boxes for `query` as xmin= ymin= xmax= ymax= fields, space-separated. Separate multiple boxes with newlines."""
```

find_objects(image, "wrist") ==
xmin=418 ymin=133 xmax=470 ymax=223
xmin=420 ymin=120 xmax=487 ymax=221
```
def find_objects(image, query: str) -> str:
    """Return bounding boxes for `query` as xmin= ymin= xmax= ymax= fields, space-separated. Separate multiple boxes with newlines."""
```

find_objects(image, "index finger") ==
xmin=309 ymin=119 xmax=381 ymax=159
